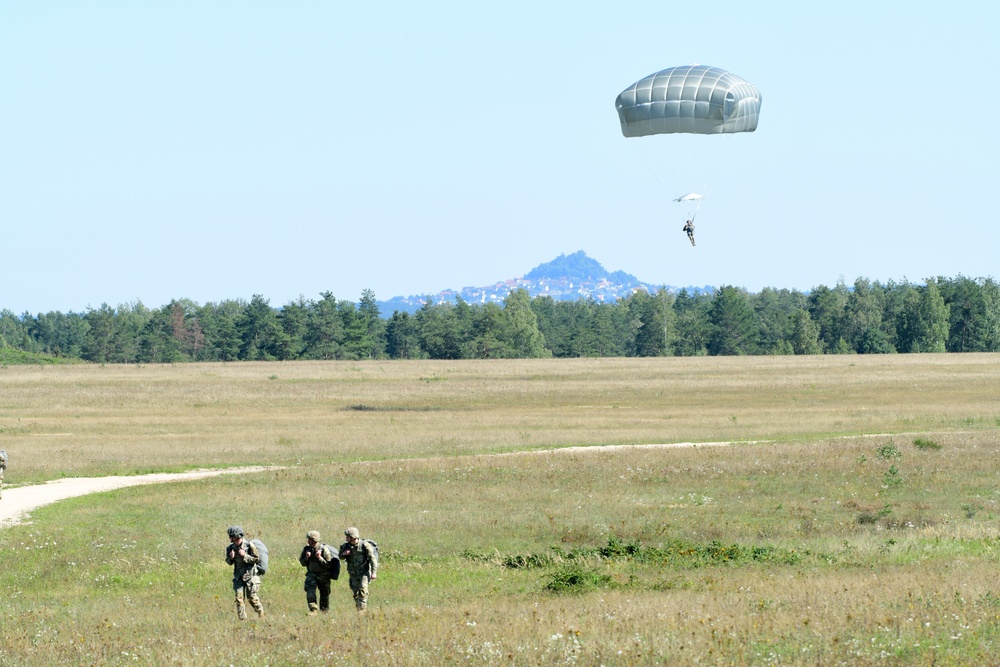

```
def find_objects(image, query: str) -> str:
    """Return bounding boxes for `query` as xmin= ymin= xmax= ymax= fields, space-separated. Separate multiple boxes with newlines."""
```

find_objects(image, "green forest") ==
xmin=1 ymin=275 xmax=998 ymax=364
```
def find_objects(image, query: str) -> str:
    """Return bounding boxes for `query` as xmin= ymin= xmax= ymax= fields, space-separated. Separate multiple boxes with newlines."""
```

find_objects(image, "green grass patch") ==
xmin=0 ymin=348 xmax=81 ymax=365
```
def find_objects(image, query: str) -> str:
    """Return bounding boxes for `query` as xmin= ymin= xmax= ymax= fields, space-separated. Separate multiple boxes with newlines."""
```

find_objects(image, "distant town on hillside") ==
xmin=376 ymin=251 xmax=714 ymax=315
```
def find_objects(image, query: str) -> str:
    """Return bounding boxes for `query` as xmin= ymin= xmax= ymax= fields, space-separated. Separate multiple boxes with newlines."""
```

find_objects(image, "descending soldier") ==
xmin=683 ymin=219 xmax=696 ymax=246
xmin=299 ymin=530 xmax=336 ymax=615
xmin=0 ymin=449 xmax=7 ymax=499
xmin=338 ymin=527 xmax=378 ymax=612
xmin=225 ymin=525 xmax=264 ymax=620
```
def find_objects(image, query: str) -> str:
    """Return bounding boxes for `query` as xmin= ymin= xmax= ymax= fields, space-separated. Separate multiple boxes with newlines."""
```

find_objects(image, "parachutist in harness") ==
xmin=616 ymin=65 xmax=761 ymax=253
xmin=683 ymin=219 xmax=695 ymax=246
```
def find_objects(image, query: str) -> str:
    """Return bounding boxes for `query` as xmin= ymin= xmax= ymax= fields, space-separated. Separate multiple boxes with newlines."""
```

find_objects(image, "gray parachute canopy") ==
xmin=615 ymin=65 xmax=761 ymax=137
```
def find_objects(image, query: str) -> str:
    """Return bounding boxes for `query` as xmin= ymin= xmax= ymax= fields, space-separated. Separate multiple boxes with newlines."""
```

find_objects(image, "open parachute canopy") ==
xmin=615 ymin=65 xmax=761 ymax=138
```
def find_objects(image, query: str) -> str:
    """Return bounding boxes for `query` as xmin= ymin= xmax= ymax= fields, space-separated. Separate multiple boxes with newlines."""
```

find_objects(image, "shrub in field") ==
xmin=345 ymin=403 xmax=438 ymax=412
xmin=474 ymin=537 xmax=804 ymax=575
xmin=461 ymin=549 xmax=561 ymax=569
xmin=882 ymin=464 xmax=903 ymax=488
xmin=857 ymin=504 xmax=893 ymax=525
xmin=643 ymin=540 xmax=803 ymax=568
xmin=876 ymin=442 xmax=902 ymax=460
xmin=977 ymin=591 xmax=1000 ymax=607
xmin=597 ymin=535 xmax=641 ymax=559
xmin=502 ymin=552 xmax=559 ymax=569
xmin=544 ymin=564 xmax=614 ymax=593
xmin=962 ymin=502 xmax=984 ymax=519
xmin=913 ymin=437 xmax=942 ymax=450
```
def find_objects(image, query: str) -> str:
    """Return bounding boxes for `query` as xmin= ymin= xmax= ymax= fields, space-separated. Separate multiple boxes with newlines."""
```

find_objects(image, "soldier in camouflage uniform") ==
xmin=683 ymin=219 xmax=696 ymax=246
xmin=0 ymin=450 xmax=7 ymax=499
xmin=299 ymin=530 xmax=335 ymax=615
xmin=225 ymin=525 xmax=264 ymax=620
xmin=338 ymin=526 xmax=378 ymax=612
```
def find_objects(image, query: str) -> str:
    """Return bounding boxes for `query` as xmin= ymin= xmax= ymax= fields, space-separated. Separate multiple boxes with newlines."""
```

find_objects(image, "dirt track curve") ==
xmin=0 ymin=467 xmax=276 ymax=528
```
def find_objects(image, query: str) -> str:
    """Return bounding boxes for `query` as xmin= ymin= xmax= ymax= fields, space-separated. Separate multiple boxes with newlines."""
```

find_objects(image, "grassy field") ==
xmin=1 ymin=355 xmax=1000 ymax=665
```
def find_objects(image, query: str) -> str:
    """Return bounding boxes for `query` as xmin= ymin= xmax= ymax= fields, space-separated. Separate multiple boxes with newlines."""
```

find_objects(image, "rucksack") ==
xmin=250 ymin=539 xmax=269 ymax=576
xmin=364 ymin=540 xmax=379 ymax=566
xmin=326 ymin=546 xmax=341 ymax=580
xmin=0 ymin=449 xmax=7 ymax=469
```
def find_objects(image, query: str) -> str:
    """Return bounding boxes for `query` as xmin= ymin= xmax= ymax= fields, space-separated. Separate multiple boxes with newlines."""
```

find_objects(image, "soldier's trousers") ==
xmin=349 ymin=573 xmax=370 ymax=610
xmin=0 ymin=468 xmax=4 ymax=498
xmin=304 ymin=572 xmax=332 ymax=611
xmin=234 ymin=577 xmax=263 ymax=620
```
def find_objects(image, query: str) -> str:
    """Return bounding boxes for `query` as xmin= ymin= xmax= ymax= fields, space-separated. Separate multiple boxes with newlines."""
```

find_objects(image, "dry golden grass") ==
xmin=2 ymin=354 xmax=998 ymax=482
xmin=2 ymin=354 xmax=1000 ymax=664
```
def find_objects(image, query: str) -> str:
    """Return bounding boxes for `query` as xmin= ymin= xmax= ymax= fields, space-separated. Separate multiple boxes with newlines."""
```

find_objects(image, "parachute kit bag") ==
xmin=365 ymin=539 xmax=379 ymax=573
xmin=250 ymin=538 xmax=269 ymax=575
xmin=327 ymin=548 xmax=341 ymax=580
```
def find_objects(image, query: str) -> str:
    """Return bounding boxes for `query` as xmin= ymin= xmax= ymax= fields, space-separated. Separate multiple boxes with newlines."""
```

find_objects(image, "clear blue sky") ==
xmin=3 ymin=2 xmax=997 ymax=314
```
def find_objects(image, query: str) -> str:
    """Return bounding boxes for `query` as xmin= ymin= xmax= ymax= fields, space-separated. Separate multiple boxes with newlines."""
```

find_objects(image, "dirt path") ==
xmin=0 ymin=441 xmax=744 ymax=529
xmin=513 ymin=441 xmax=737 ymax=456
xmin=0 ymin=467 xmax=276 ymax=528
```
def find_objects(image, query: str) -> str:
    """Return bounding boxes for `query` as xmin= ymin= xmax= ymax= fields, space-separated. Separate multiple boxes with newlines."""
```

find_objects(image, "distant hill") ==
xmin=376 ymin=251 xmax=713 ymax=316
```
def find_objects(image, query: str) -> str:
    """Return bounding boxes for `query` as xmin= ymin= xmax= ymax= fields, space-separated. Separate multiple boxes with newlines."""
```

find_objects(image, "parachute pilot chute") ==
xmin=673 ymin=193 xmax=704 ymax=203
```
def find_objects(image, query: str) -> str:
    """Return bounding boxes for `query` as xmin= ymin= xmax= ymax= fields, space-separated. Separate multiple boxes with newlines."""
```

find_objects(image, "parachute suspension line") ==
xmin=684 ymin=196 xmax=702 ymax=225
xmin=700 ymin=144 xmax=741 ymax=201
xmin=636 ymin=137 xmax=702 ymax=218
xmin=635 ymin=138 xmax=673 ymax=201
xmin=635 ymin=139 xmax=697 ymax=231
xmin=691 ymin=197 xmax=703 ymax=222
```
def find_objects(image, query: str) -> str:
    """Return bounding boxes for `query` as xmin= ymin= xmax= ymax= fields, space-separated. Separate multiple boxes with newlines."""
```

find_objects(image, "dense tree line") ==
xmin=1 ymin=276 xmax=998 ymax=363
